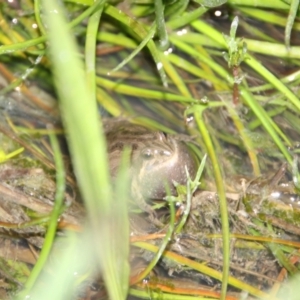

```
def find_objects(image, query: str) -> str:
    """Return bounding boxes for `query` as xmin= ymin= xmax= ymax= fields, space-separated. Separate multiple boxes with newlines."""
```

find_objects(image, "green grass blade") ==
xmin=16 ymin=127 xmax=66 ymax=298
xmin=104 ymin=4 xmax=168 ymax=87
xmin=109 ymin=23 xmax=156 ymax=74
xmin=285 ymin=0 xmax=300 ymax=47
xmin=96 ymin=77 xmax=199 ymax=103
xmin=154 ymin=0 xmax=168 ymax=49
xmin=42 ymin=0 xmax=128 ymax=299
xmin=186 ymin=105 xmax=230 ymax=300
xmin=245 ymin=54 xmax=300 ymax=112
xmin=240 ymin=87 xmax=292 ymax=164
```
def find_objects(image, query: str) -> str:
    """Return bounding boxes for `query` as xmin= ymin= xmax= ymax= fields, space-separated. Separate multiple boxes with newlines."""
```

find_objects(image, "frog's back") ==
xmin=104 ymin=120 xmax=162 ymax=176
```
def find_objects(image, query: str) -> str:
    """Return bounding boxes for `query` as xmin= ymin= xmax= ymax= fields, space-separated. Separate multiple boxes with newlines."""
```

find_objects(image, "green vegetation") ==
xmin=0 ymin=0 xmax=300 ymax=299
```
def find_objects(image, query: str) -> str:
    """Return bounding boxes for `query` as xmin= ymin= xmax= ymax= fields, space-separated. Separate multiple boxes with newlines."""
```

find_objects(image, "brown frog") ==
xmin=104 ymin=120 xmax=198 ymax=216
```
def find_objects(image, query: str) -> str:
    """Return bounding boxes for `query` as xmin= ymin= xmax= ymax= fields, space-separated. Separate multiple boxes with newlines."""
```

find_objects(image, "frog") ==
xmin=104 ymin=120 xmax=199 ymax=218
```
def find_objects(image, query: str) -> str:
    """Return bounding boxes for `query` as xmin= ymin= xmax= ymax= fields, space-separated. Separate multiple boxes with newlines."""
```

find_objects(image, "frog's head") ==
xmin=132 ymin=132 xmax=199 ymax=199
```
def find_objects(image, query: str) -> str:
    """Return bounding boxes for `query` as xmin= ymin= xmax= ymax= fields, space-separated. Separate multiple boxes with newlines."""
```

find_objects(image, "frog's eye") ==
xmin=160 ymin=150 xmax=171 ymax=156
xmin=141 ymin=149 xmax=153 ymax=160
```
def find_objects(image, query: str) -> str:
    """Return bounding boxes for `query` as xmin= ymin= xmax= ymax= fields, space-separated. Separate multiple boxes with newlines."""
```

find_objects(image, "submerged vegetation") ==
xmin=0 ymin=0 xmax=300 ymax=299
